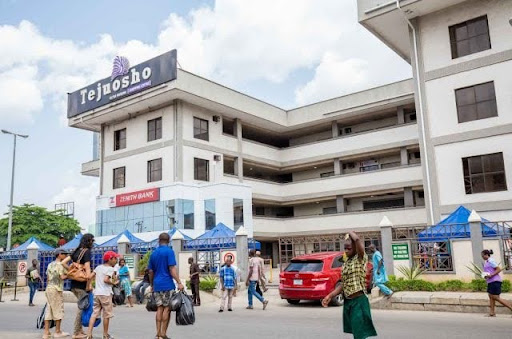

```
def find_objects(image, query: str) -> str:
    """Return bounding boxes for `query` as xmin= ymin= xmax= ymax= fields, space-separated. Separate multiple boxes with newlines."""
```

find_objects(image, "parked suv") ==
xmin=279 ymin=252 xmax=373 ymax=306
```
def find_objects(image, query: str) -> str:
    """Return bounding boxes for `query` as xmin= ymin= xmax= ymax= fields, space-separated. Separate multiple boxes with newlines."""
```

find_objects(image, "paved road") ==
xmin=0 ymin=290 xmax=511 ymax=338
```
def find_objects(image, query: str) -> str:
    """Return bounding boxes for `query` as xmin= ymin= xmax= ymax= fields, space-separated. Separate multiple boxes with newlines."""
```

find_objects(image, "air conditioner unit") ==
xmin=212 ymin=115 xmax=221 ymax=123
xmin=213 ymin=155 xmax=222 ymax=161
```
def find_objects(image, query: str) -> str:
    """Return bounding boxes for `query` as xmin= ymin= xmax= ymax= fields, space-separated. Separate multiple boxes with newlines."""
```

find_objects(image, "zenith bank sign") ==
xmin=67 ymin=49 xmax=177 ymax=118
xmin=110 ymin=188 xmax=160 ymax=207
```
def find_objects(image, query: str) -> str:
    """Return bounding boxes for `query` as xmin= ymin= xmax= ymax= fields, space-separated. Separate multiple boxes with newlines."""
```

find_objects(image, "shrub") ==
xmin=502 ymin=280 xmax=511 ymax=293
xmin=408 ymin=279 xmax=436 ymax=291
xmin=396 ymin=264 xmax=425 ymax=280
xmin=138 ymin=251 xmax=151 ymax=274
xmin=436 ymin=279 xmax=465 ymax=291
xmin=186 ymin=275 xmax=219 ymax=292
xmin=469 ymin=279 xmax=487 ymax=292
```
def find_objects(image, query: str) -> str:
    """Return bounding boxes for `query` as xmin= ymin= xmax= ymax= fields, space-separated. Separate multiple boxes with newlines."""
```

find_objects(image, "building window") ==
xmin=113 ymin=167 xmax=125 ymax=189
xmin=148 ymin=117 xmax=162 ymax=142
xmin=363 ymin=198 xmax=404 ymax=211
xmin=182 ymin=200 xmax=195 ymax=230
xmin=193 ymin=117 xmax=209 ymax=141
xmin=234 ymin=198 xmax=244 ymax=230
xmin=449 ymin=15 xmax=490 ymax=59
xmin=455 ymin=82 xmax=497 ymax=123
xmin=147 ymin=158 xmax=162 ymax=182
xmin=114 ymin=128 xmax=126 ymax=151
xmin=254 ymin=206 xmax=265 ymax=216
xmin=323 ymin=207 xmax=337 ymax=215
xmin=194 ymin=158 xmax=209 ymax=181
xmin=223 ymin=118 xmax=235 ymax=136
xmin=205 ymin=199 xmax=216 ymax=230
xmin=463 ymin=153 xmax=507 ymax=194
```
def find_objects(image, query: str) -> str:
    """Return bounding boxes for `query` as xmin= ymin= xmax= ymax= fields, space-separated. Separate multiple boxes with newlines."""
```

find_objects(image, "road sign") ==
xmin=17 ymin=261 xmax=27 ymax=275
xmin=392 ymin=244 xmax=410 ymax=260
xmin=221 ymin=251 xmax=237 ymax=266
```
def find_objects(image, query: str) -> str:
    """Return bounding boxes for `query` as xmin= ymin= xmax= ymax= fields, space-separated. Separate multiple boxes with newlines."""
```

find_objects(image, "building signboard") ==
xmin=67 ymin=49 xmax=177 ymax=118
xmin=112 ymin=188 xmax=160 ymax=207
xmin=392 ymin=243 xmax=410 ymax=260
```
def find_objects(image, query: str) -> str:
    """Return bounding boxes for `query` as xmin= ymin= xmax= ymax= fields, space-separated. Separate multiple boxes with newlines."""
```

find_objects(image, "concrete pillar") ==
xmin=397 ymin=106 xmax=405 ymax=124
xmin=117 ymin=234 xmax=130 ymax=256
xmin=235 ymin=119 xmax=244 ymax=183
xmin=235 ymin=226 xmax=249 ymax=286
xmin=379 ymin=216 xmax=394 ymax=276
xmin=272 ymin=242 xmax=279 ymax=269
xmin=336 ymin=195 xmax=346 ymax=213
xmin=404 ymin=187 xmax=414 ymax=207
xmin=26 ymin=242 xmax=39 ymax=287
xmin=469 ymin=210 xmax=484 ymax=277
xmin=400 ymin=147 xmax=409 ymax=166
xmin=334 ymin=158 xmax=342 ymax=175
xmin=331 ymin=121 xmax=339 ymax=138
xmin=171 ymin=231 xmax=184 ymax=271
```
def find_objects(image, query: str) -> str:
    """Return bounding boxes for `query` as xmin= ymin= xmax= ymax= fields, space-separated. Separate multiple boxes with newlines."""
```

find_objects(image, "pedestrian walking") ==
xmin=134 ymin=269 xmax=150 ymax=304
xmin=369 ymin=244 xmax=393 ymax=298
xmin=246 ymin=249 xmax=268 ymax=310
xmin=148 ymin=233 xmax=184 ymax=339
xmin=481 ymin=249 xmax=512 ymax=317
xmin=69 ymin=233 xmax=94 ymax=339
xmin=322 ymin=231 xmax=377 ymax=339
xmin=86 ymin=250 xmax=120 ymax=339
xmin=118 ymin=259 xmax=134 ymax=307
xmin=26 ymin=259 xmax=41 ymax=307
xmin=219 ymin=257 xmax=237 ymax=312
xmin=43 ymin=249 xmax=71 ymax=339
xmin=188 ymin=257 xmax=201 ymax=306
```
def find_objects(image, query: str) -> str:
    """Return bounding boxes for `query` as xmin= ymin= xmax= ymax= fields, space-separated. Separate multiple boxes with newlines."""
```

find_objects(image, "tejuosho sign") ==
xmin=67 ymin=49 xmax=177 ymax=118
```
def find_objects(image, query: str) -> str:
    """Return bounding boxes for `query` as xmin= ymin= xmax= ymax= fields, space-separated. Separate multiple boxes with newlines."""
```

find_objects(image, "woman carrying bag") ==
xmin=68 ymin=233 xmax=94 ymax=339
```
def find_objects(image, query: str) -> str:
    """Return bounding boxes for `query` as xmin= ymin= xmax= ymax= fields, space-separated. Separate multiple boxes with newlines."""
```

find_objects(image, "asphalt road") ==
xmin=0 ymin=290 xmax=511 ymax=339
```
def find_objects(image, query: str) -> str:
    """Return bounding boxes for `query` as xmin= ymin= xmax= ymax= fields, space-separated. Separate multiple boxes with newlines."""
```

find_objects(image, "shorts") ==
xmin=154 ymin=290 xmax=173 ymax=308
xmin=45 ymin=288 xmax=64 ymax=321
xmin=92 ymin=295 xmax=114 ymax=319
xmin=487 ymin=281 xmax=502 ymax=296
xmin=343 ymin=294 xmax=377 ymax=339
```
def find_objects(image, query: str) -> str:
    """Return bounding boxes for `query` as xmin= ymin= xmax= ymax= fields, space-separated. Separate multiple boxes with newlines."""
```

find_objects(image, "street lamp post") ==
xmin=2 ymin=130 xmax=28 ymax=251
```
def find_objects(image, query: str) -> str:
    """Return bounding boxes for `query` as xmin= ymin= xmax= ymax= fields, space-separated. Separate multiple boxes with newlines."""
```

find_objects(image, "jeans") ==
xmin=248 ymin=281 xmax=264 ymax=307
xmin=376 ymin=283 xmax=393 ymax=296
xmin=28 ymin=280 xmax=38 ymax=304
xmin=134 ymin=282 xmax=150 ymax=303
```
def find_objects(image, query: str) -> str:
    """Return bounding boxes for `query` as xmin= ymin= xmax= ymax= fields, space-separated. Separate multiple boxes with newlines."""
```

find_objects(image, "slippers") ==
xmin=484 ymin=314 xmax=496 ymax=317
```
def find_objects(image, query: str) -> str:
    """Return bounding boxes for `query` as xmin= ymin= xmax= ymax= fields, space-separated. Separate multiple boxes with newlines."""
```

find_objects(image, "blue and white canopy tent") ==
xmin=183 ymin=223 xmax=261 ymax=251
xmin=417 ymin=206 xmax=504 ymax=242
xmin=58 ymin=233 xmax=84 ymax=251
xmin=131 ymin=228 xmax=192 ymax=254
xmin=96 ymin=229 xmax=144 ymax=247
xmin=0 ymin=236 xmax=55 ymax=260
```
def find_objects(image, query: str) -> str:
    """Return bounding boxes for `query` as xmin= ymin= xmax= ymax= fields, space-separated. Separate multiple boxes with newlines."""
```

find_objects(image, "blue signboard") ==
xmin=67 ymin=49 xmax=177 ymax=118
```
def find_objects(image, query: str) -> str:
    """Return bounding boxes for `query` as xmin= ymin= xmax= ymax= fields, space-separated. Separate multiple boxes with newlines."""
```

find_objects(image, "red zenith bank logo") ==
xmin=114 ymin=188 xmax=160 ymax=207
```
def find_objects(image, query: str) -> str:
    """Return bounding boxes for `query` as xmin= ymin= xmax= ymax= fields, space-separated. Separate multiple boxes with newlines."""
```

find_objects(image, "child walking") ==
xmin=219 ymin=257 xmax=237 ymax=312
xmin=87 ymin=251 xmax=119 ymax=339
xmin=43 ymin=249 xmax=71 ymax=339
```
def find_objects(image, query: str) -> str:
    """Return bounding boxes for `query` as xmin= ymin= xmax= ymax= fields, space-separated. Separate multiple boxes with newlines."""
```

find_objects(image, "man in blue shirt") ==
xmin=148 ymin=233 xmax=184 ymax=339
xmin=219 ymin=257 xmax=237 ymax=312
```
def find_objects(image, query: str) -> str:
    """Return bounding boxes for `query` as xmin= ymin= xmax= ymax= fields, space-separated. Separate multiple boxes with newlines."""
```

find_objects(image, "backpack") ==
xmin=67 ymin=249 xmax=89 ymax=282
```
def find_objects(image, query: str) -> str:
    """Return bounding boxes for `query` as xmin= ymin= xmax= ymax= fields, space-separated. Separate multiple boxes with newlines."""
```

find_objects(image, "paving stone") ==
xmin=430 ymin=292 xmax=461 ymax=305
xmin=391 ymin=302 xmax=425 ymax=311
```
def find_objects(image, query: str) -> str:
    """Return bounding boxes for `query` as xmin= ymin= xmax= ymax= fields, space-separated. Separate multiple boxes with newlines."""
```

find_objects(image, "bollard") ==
xmin=0 ymin=283 xmax=4 ymax=302
xmin=11 ymin=281 xmax=19 ymax=301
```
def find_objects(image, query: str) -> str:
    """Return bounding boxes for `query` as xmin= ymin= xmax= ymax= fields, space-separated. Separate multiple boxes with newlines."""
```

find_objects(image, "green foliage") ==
xmin=387 ymin=277 xmax=512 ymax=292
xmin=386 ymin=277 xmax=436 ymax=292
xmin=138 ymin=251 xmax=152 ymax=274
xmin=0 ymin=204 xmax=81 ymax=248
xmin=469 ymin=279 xmax=487 ymax=292
xmin=186 ymin=275 xmax=219 ymax=292
xmin=436 ymin=280 xmax=465 ymax=291
xmin=465 ymin=262 xmax=484 ymax=277
xmin=502 ymin=280 xmax=511 ymax=293
xmin=396 ymin=264 xmax=425 ymax=280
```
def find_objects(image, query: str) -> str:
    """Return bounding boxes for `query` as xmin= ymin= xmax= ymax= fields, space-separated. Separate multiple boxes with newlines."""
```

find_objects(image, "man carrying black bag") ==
xmin=148 ymin=233 xmax=184 ymax=339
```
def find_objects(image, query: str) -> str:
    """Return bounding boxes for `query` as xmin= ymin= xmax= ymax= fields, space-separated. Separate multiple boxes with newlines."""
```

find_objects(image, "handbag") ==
xmin=67 ymin=249 xmax=88 ymax=282
xmin=146 ymin=292 xmax=158 ymax=312
xmin=81 ymin=293 xmax=101 ymax=328
xmin=113 ymin=286 xmax=125 ymax=305
xmin=36 ymin=303 xmax=55 ymax=329
xmin=77 ymin=292 xmax=90 ymax=310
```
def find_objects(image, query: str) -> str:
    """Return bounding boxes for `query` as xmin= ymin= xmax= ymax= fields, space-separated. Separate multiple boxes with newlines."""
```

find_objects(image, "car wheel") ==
xmin=330 ymin=282 xmax=344 ymax=306
xmin=287 ymin=299 xmax=300 ymax=305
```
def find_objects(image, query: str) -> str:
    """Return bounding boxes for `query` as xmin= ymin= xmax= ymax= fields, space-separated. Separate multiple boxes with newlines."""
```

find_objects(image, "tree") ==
xmin=0 ymin=204 xmax=81 ymax=248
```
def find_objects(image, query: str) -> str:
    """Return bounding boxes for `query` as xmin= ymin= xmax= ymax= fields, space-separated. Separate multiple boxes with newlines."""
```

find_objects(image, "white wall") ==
xmin=182 ymin=146 xmax=223 ymax=183
xmin=419 ymin=0 xmax=512 ymax=72
xmin=292 ymin=165 xmax=334 ymax=181
xmin=289 ymin=130 xmax=332 ymax=147
xmin=294 ymin=201 xmax=336 ymax=217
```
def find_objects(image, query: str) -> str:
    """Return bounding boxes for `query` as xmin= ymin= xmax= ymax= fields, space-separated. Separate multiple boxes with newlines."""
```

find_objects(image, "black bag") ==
xmin=36 ymin=303 xmax=56 ymax=329
xmin=146 ymin=293 xmax=158 ymax=312
xmin=77 ymin=292 xmax=90 ymax=310
xmin=175 ymin=291 xmax=195 ymax=326
xmin=170 ymin=291 xmax=182 ymax=312
xmin=113 ymin=286 xmax=125 ymax=305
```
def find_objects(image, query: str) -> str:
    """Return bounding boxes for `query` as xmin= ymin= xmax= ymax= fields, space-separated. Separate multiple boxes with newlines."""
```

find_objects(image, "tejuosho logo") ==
xmin=80 ymin=59 xmax=152 ymax=105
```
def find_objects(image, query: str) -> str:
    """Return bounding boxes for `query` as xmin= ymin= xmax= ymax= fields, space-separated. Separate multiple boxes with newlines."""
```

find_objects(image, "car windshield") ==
xmin=285 ymin=260 xmax=323 ymax=272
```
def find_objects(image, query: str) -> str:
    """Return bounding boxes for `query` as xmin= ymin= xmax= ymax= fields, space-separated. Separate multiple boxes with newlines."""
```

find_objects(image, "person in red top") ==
xmin=57 ymin=235 xmax=67 ymax=247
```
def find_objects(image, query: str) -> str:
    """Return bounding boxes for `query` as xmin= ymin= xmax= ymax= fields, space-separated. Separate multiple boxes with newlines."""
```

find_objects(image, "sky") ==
xmin=0 ymin=0 xmax=412 ymax=231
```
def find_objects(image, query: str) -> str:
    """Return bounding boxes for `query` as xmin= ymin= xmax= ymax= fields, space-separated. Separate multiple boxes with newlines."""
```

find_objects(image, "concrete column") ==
xmin=235 ymin=226 xmax=249 ymax=286
xmin=171 ymin=231 xmax=184 ymax=272
xmin=25 ymin=242 xmax=39 ymax=287
xmin=272 ymin=242 xmax=279 ymax=269
xmin=469 ymin=210 xmax=484 ymax=277
xmin=379 ymin=216 xmax=394 ymax=276
xmin=117 ymin=234 xmax=130 ymax=256
xmin=336 ymin=195 xmax=346 ymax=213
xmin=334 ymin=158 xmax=342 ymax=175
xmin=397 ymin=106 xmax=405 ymax=124
xmin=331 ymin=121 xmax=339 ymax=138
xmin=236 ymin=119 xmax=244 ymax=183
xmin=174 ymin=100 xmax=184 ymax=182
xmin=400 ymin=147 xmax=409 ymax=166
xmin=404 ymin=187 xmax=414 ymax=207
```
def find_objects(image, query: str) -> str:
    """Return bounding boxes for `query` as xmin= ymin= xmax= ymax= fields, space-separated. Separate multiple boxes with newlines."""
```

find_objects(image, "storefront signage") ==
xmin=392 ymin=243 xmax=410 ymax=260
xmin=112 ymin=188 xmax=160 ymax=207
xmin=67 ymin=49 xmax=177 ymax=118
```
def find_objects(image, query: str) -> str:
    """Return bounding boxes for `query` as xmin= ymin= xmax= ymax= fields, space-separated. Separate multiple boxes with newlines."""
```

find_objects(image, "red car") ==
xmin=279 ymin=252 xmax=373 ymax=306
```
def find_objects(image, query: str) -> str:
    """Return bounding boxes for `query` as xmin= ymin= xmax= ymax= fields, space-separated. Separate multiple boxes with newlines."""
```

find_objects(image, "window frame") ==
xmin=114 ymin=128 xmax=126 ymax=151
xmin=455 ymin=81 xmax=497 ymax=123
xmin=193 ymin=117 xmax=209 ymax=141
xmin=113 ymin=166 xmax=126 ymax=189
xmin=194 ymin=158 xmax=209 ymax=182
xmin=147 ymin=158 xmax=162 ymax=183
xmin=147 ymin=117 xmax=162 ymax=142
xmin=449 ymin=15 xmax=491 ymax=59
xmin=462 ymin=152 xmax=507 ymax=194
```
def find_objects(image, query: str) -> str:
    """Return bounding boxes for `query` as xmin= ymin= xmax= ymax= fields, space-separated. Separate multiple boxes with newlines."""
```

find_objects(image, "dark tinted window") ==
xmin=147 ymin=158 xmax=162 ymax=182
xmin=449 ymin=15 xmax=490 ymax=59
xmin=113 ymin=167 xmax=125 ymax=189
xmin=331 ymin=257 xmax=344 ymax=269
xmin=114 ymin=128 xmax=126 ymax=151
xmin=193 ymin=117 xmax=209 ymax=141
xmin=148 ymin=118 xmax=162 ymax=141
xmin=455 ymin=82 xmax=497 ymax=123
xmin=363 ymin=198 xmax=404 ymax=211
xmin=463 ymin=153 xmax=507 ymax=194
xmin=194 ymin=158 xmax=209 ymax=181
xmin=285 ymin=260 xmax=324 ymax=272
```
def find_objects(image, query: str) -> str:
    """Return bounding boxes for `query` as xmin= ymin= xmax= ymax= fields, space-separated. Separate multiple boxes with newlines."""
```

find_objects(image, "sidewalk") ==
xmin=372 ymin=291 xmax=512 ymax=314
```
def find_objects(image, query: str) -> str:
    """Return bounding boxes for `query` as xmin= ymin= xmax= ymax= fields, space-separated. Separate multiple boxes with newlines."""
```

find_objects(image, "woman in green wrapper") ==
xmin=322 ymin=231 xmax=377 ymax=339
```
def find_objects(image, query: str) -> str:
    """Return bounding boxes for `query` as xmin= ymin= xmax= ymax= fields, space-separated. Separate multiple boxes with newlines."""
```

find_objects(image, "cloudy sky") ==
xmin=0 ymin=0 xmax=411 ymax=230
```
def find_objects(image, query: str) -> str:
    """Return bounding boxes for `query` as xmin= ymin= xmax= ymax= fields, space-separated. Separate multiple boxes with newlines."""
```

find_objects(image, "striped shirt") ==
xmin=342 ymin=254 xmax=368 ymax=298
xmin=220 ymin=265 xmax=237 ymax=289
